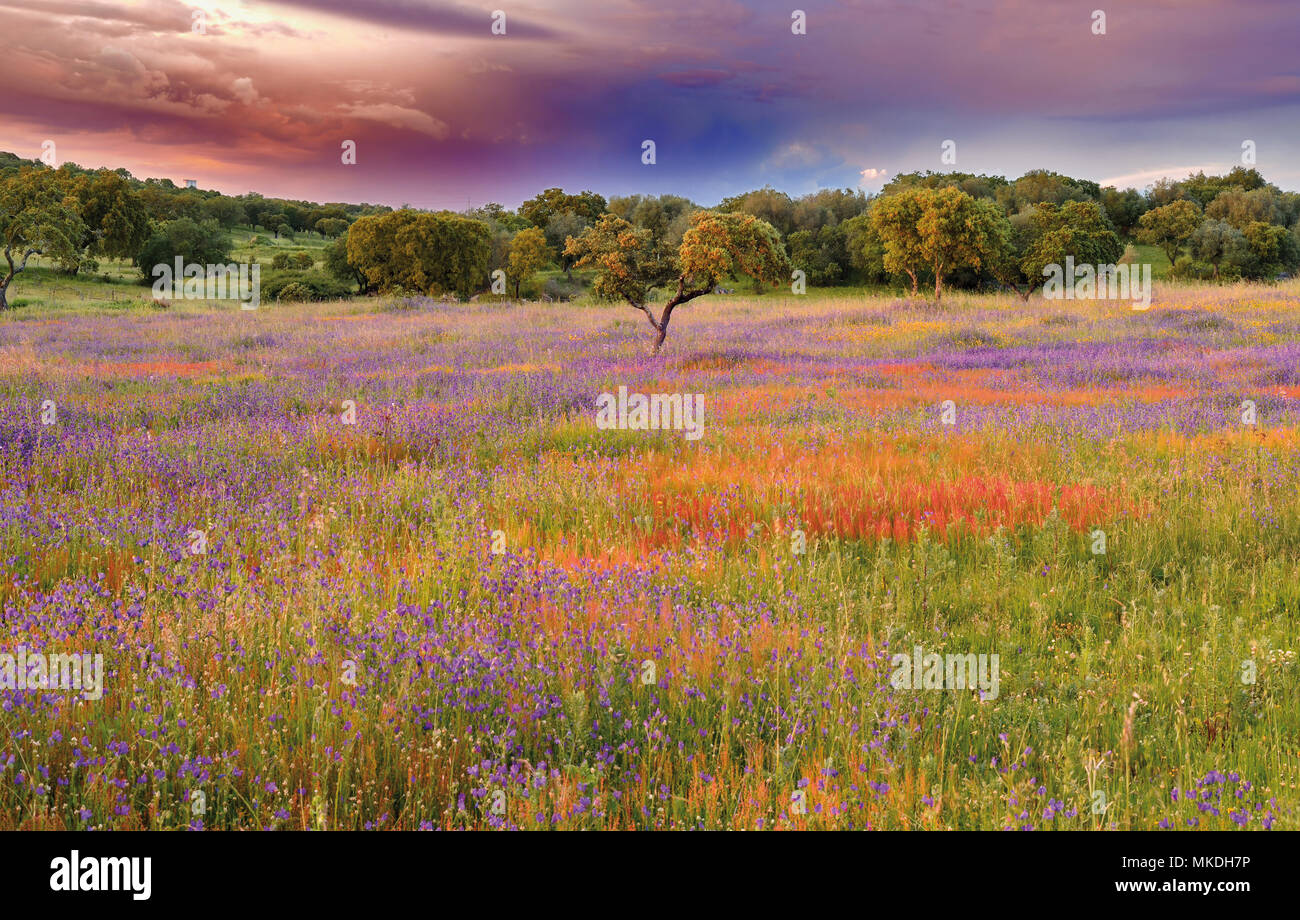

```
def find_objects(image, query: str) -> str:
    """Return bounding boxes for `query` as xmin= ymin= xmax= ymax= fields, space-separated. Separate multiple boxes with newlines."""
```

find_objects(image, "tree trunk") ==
xmin=0 ymin=248 xmax=33 ymax=312
xmin=651 ymin=323 xmax=668 ymax=355
xmin=637 ymin=276 xmax=715 ymax=355
xmin=649 ymin=300 xmax=675 ymax=356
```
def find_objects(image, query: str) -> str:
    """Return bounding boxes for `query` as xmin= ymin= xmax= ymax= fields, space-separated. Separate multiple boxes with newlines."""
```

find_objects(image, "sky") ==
xmin=2 ymin=0 xmax=1299 ymax=209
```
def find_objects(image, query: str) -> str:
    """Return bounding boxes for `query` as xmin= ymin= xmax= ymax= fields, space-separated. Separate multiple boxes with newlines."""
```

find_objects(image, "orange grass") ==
xmin=611 ymin=434 xmax=1138 ymax=549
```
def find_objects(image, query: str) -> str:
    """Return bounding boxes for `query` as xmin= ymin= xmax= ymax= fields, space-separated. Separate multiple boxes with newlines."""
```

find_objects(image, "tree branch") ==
xmin=647 ymin=275 xmax=715 ymax=355
xmin=629 ymin=299 xmax=661 ymax=331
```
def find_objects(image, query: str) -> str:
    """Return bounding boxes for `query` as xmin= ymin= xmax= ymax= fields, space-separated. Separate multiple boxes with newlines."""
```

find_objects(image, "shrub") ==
xmin=1173 ymin=256 xmax=1214 ymax=280
xmin=276 ymin=282 xmax=313 ymax=303
xmin=542 ymin=276 xmax=586 ymax=301
xmin=262 ymin=270 xmax=353 ymax=303
xmin=272 ymin=252 xmax=315 ymax=270
xmin=135 ymin=218 xmax=232 ymax=280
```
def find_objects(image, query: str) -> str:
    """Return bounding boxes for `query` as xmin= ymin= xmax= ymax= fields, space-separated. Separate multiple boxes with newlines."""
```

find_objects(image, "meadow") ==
xmin=0 ymin=280 xmax=1297 ymax=830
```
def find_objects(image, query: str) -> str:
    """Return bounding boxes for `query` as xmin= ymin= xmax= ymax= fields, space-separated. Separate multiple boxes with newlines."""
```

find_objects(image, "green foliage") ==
xmin=841 ymin=213 xmax=889 ymax=283
xmin=1 ymin=167 xmax=87 ymax=308
xmin=880 ymin=171 xmax=1009 ymax=203
xmin=1189 ymin=219 xmax=1250 ymax=278
xmin=272 ymin=251 xmax=315 ymax=270
xmin=564 ymin=213 xmax=677 ymax=307
xmin=566 ymin=210 xmax=788 ymax=352
xmin=1241 ymin=220 xmax=1300 ymax=279
xmin=345 ymin=209 xmax=491 ymax=299
xmin=520 ymin=188 xmax=606 ymax=228
xmin=718 ymin=188 xmax=870 ymax=253
xmin=1136 ymin=200 xmax=1203 ymax=263
xmin=787 ymin=225 xmax=848 ymax=285
xmin=276 ymin=281 xmax=313 ymax=303
xmin=1019 ymin=200 xmax=1123 ymax=282
xmin=544 ymin=212 xmax=590 ymax=272
xmin=793 ymin=188 xmax=871 ymax=227
xmin=506 ymin=227 xmax=549 ymax=298
xmin=1180 ymin=167 xmax=1267 ymax=208
xmin=467 ymin=202 xmax=532 ymax=233
xmin=135 ymin=218 xmax=232 ymax=279
xmin=73 ymin=170 xmax=150 ymax=261
xmin=607 ymin=194 xmax=698 ymax=247
xmin=678 ymin=211 xmax=790 ymax=292
xmin=716 ymin=186 xmax=796 ymax=236
xmin=323 ymin=236 xmax=363 ymax=291
xmin=315 ymin=218 xmax=349 ymax=238
xmin=870 ymin=186 xmax=1010 ymax=298
xmin=1099 ymin=187 xmax=1149 ymax=238
xmin=8 ymin=148 xmax=1300 ymax=313
xmin=199 ymin=196 xmax=247 ymax=229
xmin=262 ymin=269 xmax=353 ymax=302
xmin=1004 ymin=169 xmax=1100 ymax=211
xmin=1205 ymin=186 xmax=1291 ymax=230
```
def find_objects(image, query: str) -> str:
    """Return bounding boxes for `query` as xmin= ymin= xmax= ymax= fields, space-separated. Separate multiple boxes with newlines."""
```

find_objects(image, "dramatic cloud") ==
xmin=266 ymin=0 xmax=557 ymax=39
xmin=0 ymin=0 xmax=1297 ymax=207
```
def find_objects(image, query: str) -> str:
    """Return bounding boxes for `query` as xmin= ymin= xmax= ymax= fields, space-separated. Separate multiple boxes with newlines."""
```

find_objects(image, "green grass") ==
xmin=1124 ymin=243 xmax=1174 ymax=279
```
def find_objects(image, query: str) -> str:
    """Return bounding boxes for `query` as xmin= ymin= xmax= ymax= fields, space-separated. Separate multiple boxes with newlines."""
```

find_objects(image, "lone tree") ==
xmin=0 ymin=169 xmax=85 ymax=311
xmin=565 ymin=210 xmax=789 ymax=354
xmin=870 ymin=186 xmax=1006 ymax=300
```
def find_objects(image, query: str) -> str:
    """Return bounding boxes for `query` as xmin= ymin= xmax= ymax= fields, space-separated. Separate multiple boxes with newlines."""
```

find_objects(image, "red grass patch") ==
xmin=96 ymin=360 xmax=227 ymax=378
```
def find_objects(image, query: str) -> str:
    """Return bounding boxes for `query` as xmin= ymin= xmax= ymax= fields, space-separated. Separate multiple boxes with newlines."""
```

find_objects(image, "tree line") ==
xmin=3 ymin=147 xmax=1298 ymax=327
xmin=0 ymin=150 xmax=388 ymax=308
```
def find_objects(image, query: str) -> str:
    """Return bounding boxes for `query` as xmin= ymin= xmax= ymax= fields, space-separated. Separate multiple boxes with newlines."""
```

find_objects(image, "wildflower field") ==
xmin=1 ymin=284 xmax=1298 ymax=831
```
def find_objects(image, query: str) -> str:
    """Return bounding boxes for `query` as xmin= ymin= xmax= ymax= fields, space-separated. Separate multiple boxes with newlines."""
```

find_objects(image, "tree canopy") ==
xmin=1 ymin=168 xmax=86 ymax=310
xmin=345 ymin=209 xmax=491 ymax=299
xmin=565 ymin=211 xmax=789 ymax=353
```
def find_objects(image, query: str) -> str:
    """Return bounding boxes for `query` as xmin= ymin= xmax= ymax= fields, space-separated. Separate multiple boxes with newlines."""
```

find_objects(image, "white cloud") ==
xmin=858 ymin=167 xmax=888 ymax=186
xmin=231 ymin=77 xmax=262 ymax=105
xmin=338 ymin=103 xmax=450 ymax=139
